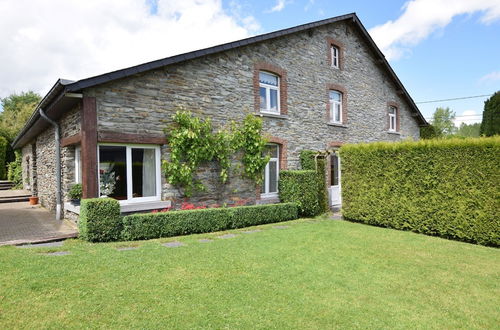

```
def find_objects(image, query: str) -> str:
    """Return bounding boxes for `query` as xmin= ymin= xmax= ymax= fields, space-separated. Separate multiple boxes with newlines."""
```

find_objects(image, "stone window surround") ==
xmin=256 ymin=136 xmax=288 ymax=201
xmin=387 ymin=101 xmax=401 ymax=132
xmin=326 ymin=37 xmax=345 ymax=70
xmin=326 ymin=84 xmax=348 ymax=125
xmin=254 ymin=62 xmax=288 ymax=115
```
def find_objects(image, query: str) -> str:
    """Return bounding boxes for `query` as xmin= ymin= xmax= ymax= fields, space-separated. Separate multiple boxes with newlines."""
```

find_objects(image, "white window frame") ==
xmin=329 ymin=91 xmax=343 ymax=124
xmin=75 ymin=146 xmax=81 ymax=183
xmin=388 ymin=106 xmax=397 ymax=132
xmin=259 ymin=71 xmax=280 ymax=114
xmin=331 ymin=45 xmax=339 ymax=69
xmin=261 ymin=144 xmax=279 ymax=198
xmin=97 ymin=143 xmax=162 ymax=204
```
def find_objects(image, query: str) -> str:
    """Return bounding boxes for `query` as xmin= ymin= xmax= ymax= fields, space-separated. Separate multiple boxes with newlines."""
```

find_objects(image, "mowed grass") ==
xmin=1 ymin=217 xmax=499 ymax=329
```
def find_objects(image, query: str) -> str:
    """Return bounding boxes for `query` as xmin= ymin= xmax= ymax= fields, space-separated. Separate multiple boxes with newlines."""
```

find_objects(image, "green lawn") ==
xmin=1 ymin=217 xmax=499 ymax=329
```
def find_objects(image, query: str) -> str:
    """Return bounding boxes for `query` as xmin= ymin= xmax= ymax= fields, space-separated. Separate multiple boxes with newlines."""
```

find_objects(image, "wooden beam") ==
xmin=81 ymin=97 xmax=98 ymax=199
xmin=98 ymin=131 xmax=167 ymax=145
xmin=61 ymin=133 xmax=81 ymax=147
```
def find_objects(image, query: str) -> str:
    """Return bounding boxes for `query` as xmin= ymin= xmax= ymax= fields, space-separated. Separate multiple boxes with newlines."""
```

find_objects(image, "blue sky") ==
xmin=1 ymin=0 xmax=499 ymax=125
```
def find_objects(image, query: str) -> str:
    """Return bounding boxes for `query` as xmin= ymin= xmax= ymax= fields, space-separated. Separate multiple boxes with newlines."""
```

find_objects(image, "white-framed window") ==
xmin=329 ymin=91 xmax=343 ymax=124
xmin=331 ymin=45 xmax=339 ymax=68
xmin=388 ymin=106 xmax=397 ymax=131
xmin=98 ymin=144 xmax=161 ymax=203
xmin=261 ymin=144 xmax=279 ymax=197
xmin=259 ymin=71 xmax=280 ymax=114
xmin=75 ymin=146 xmax=82 ymax=183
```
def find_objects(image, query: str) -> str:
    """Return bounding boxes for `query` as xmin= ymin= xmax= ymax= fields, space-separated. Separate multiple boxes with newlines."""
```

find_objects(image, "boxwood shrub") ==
xmin=79 ymin=198 xmax=122 ymax=242
xmin=340 ymin=137 xmax=500 ymax=246
xmin=122 ymin=202 xmax=298 ymax=241
xmin=279 ymin=171 xmax=322 ymax=216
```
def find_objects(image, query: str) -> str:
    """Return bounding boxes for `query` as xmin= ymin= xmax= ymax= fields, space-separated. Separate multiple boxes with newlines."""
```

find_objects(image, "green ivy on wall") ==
xmin=163 ymin=111 xmax=269 ymax=196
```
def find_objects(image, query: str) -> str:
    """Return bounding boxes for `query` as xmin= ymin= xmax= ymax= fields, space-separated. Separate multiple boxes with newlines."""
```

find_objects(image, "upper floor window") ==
xmin=261 ymin=144 xmax=279 ymax=197
xmin=388 ymin=106 xmax=397 ymax=132
xmin=331 ymin=46 xmax=339 ymax=69
xmin=329 ymin=91 xmax=343 ymax=124
xmin=259 ymin=71 xmax=280 ymax=114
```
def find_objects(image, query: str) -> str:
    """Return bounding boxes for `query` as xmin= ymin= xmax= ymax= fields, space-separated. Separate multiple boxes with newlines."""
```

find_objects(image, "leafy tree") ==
xmin=0 ymin=91 xmax=41 ymax=142
xmin=455 ymin=122 xmax=480 ymax=138
xmin=480 ymin=91 xmax=500 ymax=136
xmin=431 ymin=107 xmax=456 ymax=137
xmin=420 ymin=124 xmax=439 ymax=139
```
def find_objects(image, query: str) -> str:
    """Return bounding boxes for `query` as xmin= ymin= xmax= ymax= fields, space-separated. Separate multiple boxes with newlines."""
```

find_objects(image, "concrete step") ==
xmin=0 ymin=196 xmax=30 ymax=203
xmin=0 ymin=187 xmax=14 ymax=191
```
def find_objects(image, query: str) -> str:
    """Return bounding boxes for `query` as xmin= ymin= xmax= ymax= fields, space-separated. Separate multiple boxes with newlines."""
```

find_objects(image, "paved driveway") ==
xmin=0 ymin=202 xmax=77 ymax=246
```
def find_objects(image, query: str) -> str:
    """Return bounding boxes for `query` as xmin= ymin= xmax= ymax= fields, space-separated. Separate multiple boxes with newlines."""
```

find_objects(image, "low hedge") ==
xmin=79 ymin=198 xmax=122 ymax=242
xmin=0 ymin=136 xmax=7 ymax=180
xmin=279 ymin=170 xmax=322 ymax=216
xmin=340 ymin=137 xmax=500 ymax=246
xmin=122 ymin=202 xmax=298 ymax=241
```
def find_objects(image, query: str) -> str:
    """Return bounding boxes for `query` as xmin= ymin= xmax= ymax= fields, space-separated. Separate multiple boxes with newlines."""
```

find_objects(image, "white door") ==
xmin=328 ymin=153 xmax=341 ymax=206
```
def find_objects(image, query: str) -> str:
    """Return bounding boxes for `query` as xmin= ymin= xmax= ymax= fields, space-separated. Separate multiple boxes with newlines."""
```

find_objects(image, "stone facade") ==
xmin=20 ymin=18 xmax=423 ymax=216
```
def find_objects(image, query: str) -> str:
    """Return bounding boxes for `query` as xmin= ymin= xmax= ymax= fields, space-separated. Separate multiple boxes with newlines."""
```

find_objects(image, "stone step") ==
xmin=0 ymin=196 xmax=30 ymax=203
xmin=0 ymin=186 xmax=14 ymax=190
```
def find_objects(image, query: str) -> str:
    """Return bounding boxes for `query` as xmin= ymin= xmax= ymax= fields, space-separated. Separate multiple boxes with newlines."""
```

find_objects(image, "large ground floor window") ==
xmin=261 ymin=144 xmax=279 ymax=197
xmin=98 ymin=144 xmax=161 ymax=203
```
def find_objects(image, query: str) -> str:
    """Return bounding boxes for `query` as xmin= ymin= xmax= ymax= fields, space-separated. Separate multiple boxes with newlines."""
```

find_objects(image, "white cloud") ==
xmin=479 ymin=70 xmax=500 ymax=83
xmin=267 ymin=0 xmax=287 ymax=13
xmin=0 ymin=0 xmax=259 ymax=98
xmin=369 ymin=0 xmax=500 ymax=61
xmin=454 ymin=110 xmax=482 ymax=126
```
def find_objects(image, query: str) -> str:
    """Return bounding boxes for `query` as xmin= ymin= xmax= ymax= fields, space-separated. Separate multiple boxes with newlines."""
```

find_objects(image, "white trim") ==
xmin=97 ymin=143 xmax=162 ymax=205
xmin=329 ymin=91 xmax=343 ymax=124
xmin=74 ymin=146 xmax=81 ymax=183
xmin=331 ymin=45 xmax=339 ymax=69
xmin=261 ymin=144 xmax=279 ymax=197
xmin=259 ymin=71 xmax=280 ymax=114
xmin=388 ymin=106 xmax=397 ymax=132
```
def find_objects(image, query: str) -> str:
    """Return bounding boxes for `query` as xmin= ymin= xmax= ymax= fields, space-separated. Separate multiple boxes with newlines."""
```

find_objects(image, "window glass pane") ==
xmin=132 ymin=148 xmax=156 ymax=198
xmin=389 ymin=106 xmax=396 ymax=114
xmin=260 ymin=87 xmax=266 ymax=110
xmin=259 ymin=72 xmax=278 ymax=86
xmin=270 ymin=89 xmax=278 ymax=111
xmin=329 ymin=91 xmax=341 ymax=101
xmin=99 ymin=146 xmax=127 ymax=199
xmin=335 ymin=103 xmax=341 ymax=122
xmin=268 ymin=160 xmax=278 ymax=193
xmin=331 ymin=155 xmax=339 ymax=186
xmin=390 ymin=116 xmax=396 ymax=130
xmin=266 ymin=145 xmax=279 ymax=158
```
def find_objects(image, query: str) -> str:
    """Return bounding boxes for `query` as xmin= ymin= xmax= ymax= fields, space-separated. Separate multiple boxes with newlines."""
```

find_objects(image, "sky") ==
xmin=0 ymin=0 xmax=499 ymax=126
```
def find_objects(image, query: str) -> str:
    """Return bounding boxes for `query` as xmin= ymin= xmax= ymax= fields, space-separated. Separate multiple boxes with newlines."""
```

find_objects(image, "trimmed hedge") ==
xmin=122 ymin=202 xmax=298 ymax=241
xmin=79 ymin=198 xmax=122 ymax=242
xmin=279 ymin=171 xmax=322 ymax=216
xmin=340 ymin=137 xmax=500 ymax=246
xmin=7 ymin=151 xmax=22 ymax=188
xmin=0 ymin=136 xmax=7 ymax=180
xmin=300 ymin=150 xmax=329 ymax=213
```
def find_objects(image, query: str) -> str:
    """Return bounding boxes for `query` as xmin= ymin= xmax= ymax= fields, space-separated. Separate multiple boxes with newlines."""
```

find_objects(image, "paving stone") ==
xmin=273 ymin=225 xmax=290 ymax=229
xmin=198 ymin=239 xmax=213 ymax=243
xmin=162 ymin=241 xmax=185 ymax=248
xmin=17 ymin=241 xmax=64 ymax=248
xmin=330 ymin=215 xmax=343 ymax=220
xmin=117 ymin=247 xmax=139 ymax=251
xmin=242 ymin=229 xmax=262 ymax=234
xmin=217 ymin=234 xmax=237 ymax=239
xmin=44 ymin=251 xmax=71 ymax=256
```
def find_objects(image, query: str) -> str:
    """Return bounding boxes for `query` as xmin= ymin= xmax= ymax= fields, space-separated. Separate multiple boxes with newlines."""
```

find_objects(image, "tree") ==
xmin=431 ymin=107 xmax=456 ymax=137
xmin=455 ymin=122 xmax=480 ymax=138
xmin=0 ymin=91 xmax=41 ymax=142
xmin=480 ymin=91 xmax=500 ymax=136
xmin=420 ymin=124 xmax=439 ymax=139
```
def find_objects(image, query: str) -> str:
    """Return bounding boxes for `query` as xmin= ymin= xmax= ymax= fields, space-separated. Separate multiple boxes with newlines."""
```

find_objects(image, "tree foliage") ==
xmin=455 ymin=122 xmax=480 ymax=138
xmin=480 ymin=91 xmax=500 ymax=137
xmin=430 ymin=107 xmax=456 ymax=137
xmin=0 ymin=91 xmax=41 ymax=142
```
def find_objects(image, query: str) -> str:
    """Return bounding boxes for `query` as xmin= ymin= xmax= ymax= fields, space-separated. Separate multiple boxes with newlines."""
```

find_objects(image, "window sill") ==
xmin=255 ymin=112 xmax=289 ymax=120
xmin=327 ymin=122 xmax=348 ymax=128
xmin=64 ymin=200 xmax=172 ymax=215
xmin=387 ymin=131 xmax=401 ymax=135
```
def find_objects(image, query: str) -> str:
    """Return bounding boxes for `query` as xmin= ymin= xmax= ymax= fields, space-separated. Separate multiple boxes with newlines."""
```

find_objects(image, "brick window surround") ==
xmin=387 ymin=101 xmax=401 ymax=132
xmin=326 ymin=84 xmax=348 ymax=125
xmin=256 ymin=136 xmax=288 ymax=200
xmin=326 ymin=37 xmax=345 ymax=70
xmin=254 ymin=62 xmax=288 ymax=115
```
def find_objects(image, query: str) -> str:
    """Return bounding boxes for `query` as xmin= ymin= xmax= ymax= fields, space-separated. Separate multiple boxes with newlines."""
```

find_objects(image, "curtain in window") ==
xmin=142 ymin=149 xmax=156 ymax=197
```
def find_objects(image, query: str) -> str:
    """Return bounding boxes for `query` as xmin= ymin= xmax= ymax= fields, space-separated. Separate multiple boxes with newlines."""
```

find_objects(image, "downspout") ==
xmin=39 ymin=109 xmax=62 ymax=221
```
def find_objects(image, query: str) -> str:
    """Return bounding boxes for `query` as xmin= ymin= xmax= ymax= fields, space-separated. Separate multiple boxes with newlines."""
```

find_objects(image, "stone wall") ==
xmin=83 ymin=20 xmax=421 ymax=205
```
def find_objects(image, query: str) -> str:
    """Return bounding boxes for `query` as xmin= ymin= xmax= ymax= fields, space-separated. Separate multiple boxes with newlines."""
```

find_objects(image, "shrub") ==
xmin=279 ymin=171 xmax=322 ymax=216
xmin=7 ymin=150 xmax=22 ymax=187
xmin=340 ymin=137 xmax=500 ymax=246
xmin=0 ymin=136 xmax=7 ymax=180
xmin=79 ymin=198 xmax=122 ymax=242
xmin=300 ymin=150 xmax=329 ymax=214
xmin=68 ymin=183 xmax=82 ymax=200
xmin=122 ymin=202 xmax=298 ymax=241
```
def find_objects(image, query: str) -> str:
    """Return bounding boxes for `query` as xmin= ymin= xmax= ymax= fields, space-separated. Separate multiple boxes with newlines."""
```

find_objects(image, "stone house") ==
xmin=12 ymin=13 xmax=427 ymax=220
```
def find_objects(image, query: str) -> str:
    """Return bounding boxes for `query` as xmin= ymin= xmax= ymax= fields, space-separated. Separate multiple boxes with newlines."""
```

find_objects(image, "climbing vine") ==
xmin=162 ymin=111 xmax=269 ymax=196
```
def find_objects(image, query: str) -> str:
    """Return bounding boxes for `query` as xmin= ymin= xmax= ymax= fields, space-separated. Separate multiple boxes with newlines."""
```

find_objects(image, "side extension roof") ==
xmin=12 ymin=12 xmax=427 ymax=149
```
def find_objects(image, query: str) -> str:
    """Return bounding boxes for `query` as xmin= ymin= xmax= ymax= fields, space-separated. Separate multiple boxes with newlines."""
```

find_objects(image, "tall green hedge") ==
xmin=79 ymin=198 xmax=122 ymax=242
xmin=340 ymin=137 xmax=500 ymax=246
xmin=299 ymin=150 xmax=328 ymax=213
xmin=0 ymin=136 xmax=7 ymax=180
xmin=7 ymin=151 xmax=22 ymax=188
xmin=279 ymin=171 xmax=322 ymax=216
